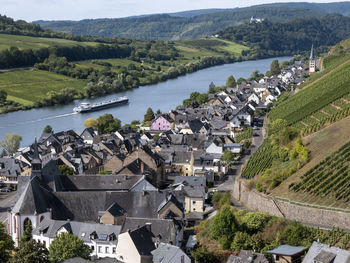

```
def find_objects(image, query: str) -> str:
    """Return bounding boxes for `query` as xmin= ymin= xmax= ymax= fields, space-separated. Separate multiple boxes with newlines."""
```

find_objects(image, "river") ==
xmin=0 ymin=57 xmax=291 ymax=147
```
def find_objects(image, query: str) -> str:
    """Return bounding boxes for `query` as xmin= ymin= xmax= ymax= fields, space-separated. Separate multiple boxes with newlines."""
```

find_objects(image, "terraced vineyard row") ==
xmin=289 ymin=140 xmax=350 ymax=202
xmin=293 ymin=93 xmax=350 ymax=135
xmin=241 ymin=139 xmax=273 ymax=179
xmin=268 ymin=59 xmax=350 ymax=125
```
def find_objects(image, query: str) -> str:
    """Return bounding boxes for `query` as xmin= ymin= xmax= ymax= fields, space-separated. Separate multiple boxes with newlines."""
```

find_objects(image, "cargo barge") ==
xmin=73 ymin=96 xmax=128 ymax=113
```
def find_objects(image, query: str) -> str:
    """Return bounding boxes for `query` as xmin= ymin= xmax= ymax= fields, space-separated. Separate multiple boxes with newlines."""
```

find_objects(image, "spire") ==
xmin=32 ymin=137 xmax=41 ymax=165
xmin=31 ymin=137 xmax=42 ymax=179
xmin=310 ymin=44 xmax=314 ymax=60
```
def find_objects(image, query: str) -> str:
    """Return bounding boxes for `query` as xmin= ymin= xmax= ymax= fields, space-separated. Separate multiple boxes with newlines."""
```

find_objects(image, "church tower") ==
xmin=31 ymin=137 xmax=42 ymax=179
xmin=309 ymin=44 xmax=316 ymax=74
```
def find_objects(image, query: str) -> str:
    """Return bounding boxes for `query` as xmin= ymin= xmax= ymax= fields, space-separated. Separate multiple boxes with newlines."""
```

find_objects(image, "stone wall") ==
xmin=232 ymin=179 xmax=350 ymax=230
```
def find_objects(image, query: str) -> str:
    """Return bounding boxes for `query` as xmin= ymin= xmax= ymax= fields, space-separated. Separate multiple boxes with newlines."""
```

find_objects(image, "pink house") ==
xmin=151 ymin=115 xmax=172 ymax=131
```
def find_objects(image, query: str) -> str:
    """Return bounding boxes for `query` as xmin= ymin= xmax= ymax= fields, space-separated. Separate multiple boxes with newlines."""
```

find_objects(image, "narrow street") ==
xmin=217 ymin=117 xmax=265 ymax=192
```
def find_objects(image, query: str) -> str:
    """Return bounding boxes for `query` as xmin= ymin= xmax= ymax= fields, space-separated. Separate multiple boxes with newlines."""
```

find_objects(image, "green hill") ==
xmin=34 ymin=6 xmax=324 ymax=40
xmin=0 ymin=34 xmax=98 ymax=51
xmin=241 ymin=38 xmax=350 ymax=210
xmin=219 ymin=14 xmax=350 ymax=57
xmin=34 ymin=2 xmax=350 ymax=40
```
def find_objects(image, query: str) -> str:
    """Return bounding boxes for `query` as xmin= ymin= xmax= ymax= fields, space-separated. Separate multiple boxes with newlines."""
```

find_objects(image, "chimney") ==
xmin=140 ymin=161 xmax=144 ymax=173
xmin=145 ymin=222 xmax=152 ymax=232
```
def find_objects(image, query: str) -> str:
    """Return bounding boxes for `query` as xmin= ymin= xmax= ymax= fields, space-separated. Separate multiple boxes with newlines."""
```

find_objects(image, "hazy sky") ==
xmin=0 ymin=0 xmax=345 ymax=21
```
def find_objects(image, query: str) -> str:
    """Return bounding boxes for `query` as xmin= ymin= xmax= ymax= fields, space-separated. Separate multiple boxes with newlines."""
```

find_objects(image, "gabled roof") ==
xmin=129 ymin=226 xmax=156 ymax=256
xmin=121 ymin=217 xmax=181 ymax=244
xmin=152 ymin=243 xmax=187 ymax=263
xmin=33 ymin=218 xmax=122 ymax=243
xmin=227 ymin=250 xmax=269 ymax=263
xmin=12 ymin=176 xmax=61 ymax=215
xmin=302 ymin=241 xmax=350 ymax=263
xmin=267 ymin=244 xmax=305 ymax=256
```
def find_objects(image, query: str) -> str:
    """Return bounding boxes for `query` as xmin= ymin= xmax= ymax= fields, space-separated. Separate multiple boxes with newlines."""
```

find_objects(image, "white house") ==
xmin=206 ymin=141 xmax=223 ymax=155
xmin=115 ymin=226 xmax=155 ymax=263
xmin=248 ymin=93 xmax=260 ymax=105
xmin=32 ymin=219 xmax=122 ymax=259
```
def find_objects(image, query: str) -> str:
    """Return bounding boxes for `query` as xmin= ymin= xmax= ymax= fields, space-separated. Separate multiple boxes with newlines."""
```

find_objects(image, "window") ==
xmin=192 ymin=200 xmax=196 ymax=204
xmin=105 ymin=247 xmax=109 ymax=254
xmin=43 ymin=241 xmax=46 ymax=247
xmin=181 ymin=255 xmax=185 ymax=263
xmin=40 ymin=215 xmax=45 ymax=222
xmin=98 ymin=246 xmax=102 ymax=253
xmin=91 ymin=246 xmax=95 ymax=251
xmin=113 ymin=247 xmax=116 ymax=254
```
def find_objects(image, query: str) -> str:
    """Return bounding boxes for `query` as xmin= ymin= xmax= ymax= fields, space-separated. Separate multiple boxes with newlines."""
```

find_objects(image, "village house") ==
xmin=151 ymin=115 xmax=174 ymax=131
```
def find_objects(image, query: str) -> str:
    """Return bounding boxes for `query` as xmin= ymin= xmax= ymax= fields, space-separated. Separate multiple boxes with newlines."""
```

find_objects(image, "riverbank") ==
xmin=0 ymin=49 xmax=290 ymax=115
xmin=0 ymin=56 xmax=291 ymax=147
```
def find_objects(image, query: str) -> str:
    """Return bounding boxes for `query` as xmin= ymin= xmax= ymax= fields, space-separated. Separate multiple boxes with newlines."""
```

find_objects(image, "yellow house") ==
xmin=183 ymin=186 xmax=205 ymax=213
xmin=172 ymin=151 xmax=194 ymax=177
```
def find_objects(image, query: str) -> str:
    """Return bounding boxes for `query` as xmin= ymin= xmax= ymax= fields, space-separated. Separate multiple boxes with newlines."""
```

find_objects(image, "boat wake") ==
xmin=0 ymin=112 xmax=77 ymax=128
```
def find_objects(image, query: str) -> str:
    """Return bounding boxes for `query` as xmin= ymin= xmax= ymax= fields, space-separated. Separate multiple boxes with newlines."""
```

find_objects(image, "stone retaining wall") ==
xmin=232 ymin=179 xmax=350 ymax=230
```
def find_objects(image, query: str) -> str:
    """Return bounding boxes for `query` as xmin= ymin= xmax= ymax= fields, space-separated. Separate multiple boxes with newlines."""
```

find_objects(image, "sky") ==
xmin=0 ymin=0 xmax=346 ymax=22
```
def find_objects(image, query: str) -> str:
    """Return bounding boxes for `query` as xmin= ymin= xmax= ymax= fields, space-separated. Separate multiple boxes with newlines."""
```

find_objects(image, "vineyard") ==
xmin=235 ymin=127 xmax=252 ymax=143
xmin=268 ymin=58 xmax=350 ymax=125
xmin=241 ymin=139 xmax=273 ymax=179
xmin=289 ymin=140 xmax=350 ymax=208
xmin=293 ymin=93 xmax=350 ymax=135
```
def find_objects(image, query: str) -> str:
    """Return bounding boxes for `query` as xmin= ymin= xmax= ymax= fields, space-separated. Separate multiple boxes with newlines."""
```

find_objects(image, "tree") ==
xmin=231 ymin=232 xmax=253 ymax=251
xmin=0 ymin=222 xmax=14 ymax=263
xmin=11 ymin=220 xmax=49 ymax=263
xmin=0 ymin=90 xmax=7 ymax=104
xmin=270 ymin=59 xmax=281 ymax=75
xmin=221 ymin=150 xmax=235 ymax=164
xmin=226 ymin=75 xmax=236 ymax=88
xmin=0 ymin=133 xmax=22 ymax=157
xmin=143 ymin=107 xmax=155 ymax=123
xmin=58 ymin=165 xmax=75 ymax=176
xmin=156 ymin=109 xmax=161 ymax=115
xmin=10 ymin=240 xmax=49 ymax=263
xmin=208 ymin=81 xmax=216 ymax=93
xmin=248 ymin=70 xmax=263 ymax=81
xmin=241 ymin=212 xmax=271 ymax=233
xmin=83 ymin=118 xmax=97 ymax=130
xmin=210 ymin=205 xmax=237 ymax=240
xmin=96 ymin=114 xmax=121 ymax=134
xmin=48 ymin=232 xmax=92 ymax=263
xmin=237 ymin=77 xmax=246 ymax=85
xmin=43 ymin=125 xmax=53 ymax=134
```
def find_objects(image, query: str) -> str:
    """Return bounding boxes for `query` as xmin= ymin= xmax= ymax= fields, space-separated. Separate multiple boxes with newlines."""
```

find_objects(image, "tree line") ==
xmin=219 ymin=14 xmax=350 ymax=57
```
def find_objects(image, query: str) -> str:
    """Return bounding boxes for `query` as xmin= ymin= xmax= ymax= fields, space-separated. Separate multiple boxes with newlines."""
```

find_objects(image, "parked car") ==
xmin=0 ymin=187 xmax=12 ymax=192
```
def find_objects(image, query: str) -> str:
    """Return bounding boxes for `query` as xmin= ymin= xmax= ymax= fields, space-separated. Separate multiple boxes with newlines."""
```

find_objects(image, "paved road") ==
xmin=217 ymin=118 xmax=265 ymax=192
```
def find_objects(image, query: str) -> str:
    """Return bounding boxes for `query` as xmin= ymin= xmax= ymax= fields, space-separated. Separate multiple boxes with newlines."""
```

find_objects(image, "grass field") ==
xmin=176 ymin=38 xmax=249 ymax=58
xmin=271 ymin=116 xmax=350 ymax=209
xmin=0 ymin=69 xmax=87 ymax=105
xmin=0 ymin=33 xmax=98 ymax=51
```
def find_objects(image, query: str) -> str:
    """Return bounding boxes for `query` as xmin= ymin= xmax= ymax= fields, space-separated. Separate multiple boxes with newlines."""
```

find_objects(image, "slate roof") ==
xmin=152 ymin=243 xmax=187 ymax=263
xmin=186 ymin=235 xmax=197 ymax=249
xmin=128 ymin=226 xmax=156 ymax=256
xmin=302 ymin=241 xmax=350 ymax=263
xmin=267 ymin=244 xmax=306 ymax=256
xmin=55 ymin=174 xmax=148 ymax=191
xmin=226 ymin=250 xmax=269 ymax=263
xmin=121 ymin=217 xmax=181 ymax=244
xmin=174 ymin=176 xmax=206 ymax=187
xmin=33 ymin=218 xmax=121 ymax=244
xmin=12 ymin=176 xmax=66 ymax=217
xmin=0 ymin=157 xmax=25 ymax=178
